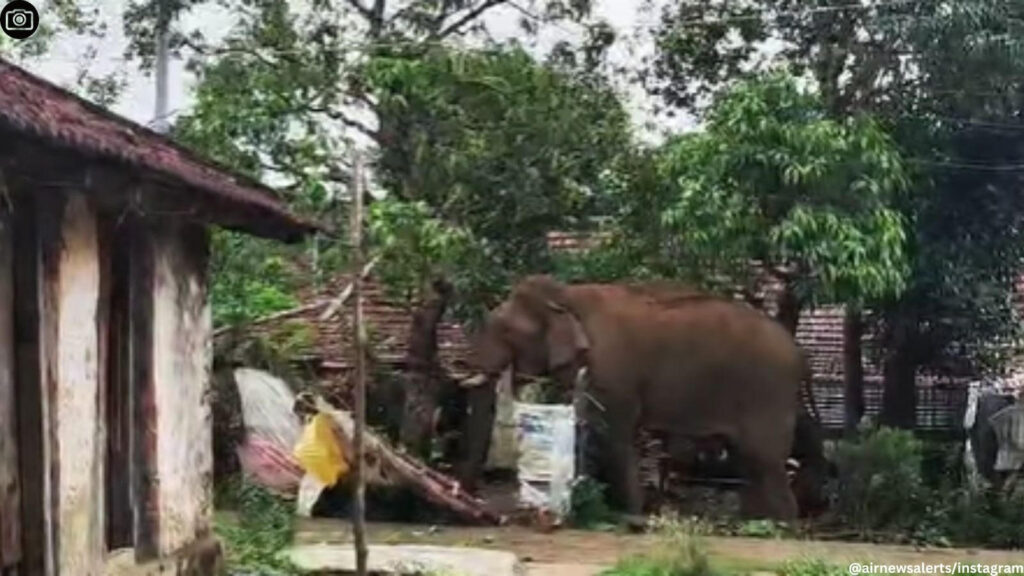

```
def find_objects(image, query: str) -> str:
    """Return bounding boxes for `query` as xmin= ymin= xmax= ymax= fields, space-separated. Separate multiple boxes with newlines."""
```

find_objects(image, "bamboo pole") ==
xmin=350 ymin=151 xmax=368 ymax=575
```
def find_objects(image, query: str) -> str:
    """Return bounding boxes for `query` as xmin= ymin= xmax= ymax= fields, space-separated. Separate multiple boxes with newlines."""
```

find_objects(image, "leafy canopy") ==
xmin=608 ymin=74 xmax=909 ymax=307
xmin=365 ymin=44 xmax=634 ymax=321
xmin=646 ymin=0 xmax=1024 ymax=374
xmin=125 ymin=0 xmax=626 ymax=327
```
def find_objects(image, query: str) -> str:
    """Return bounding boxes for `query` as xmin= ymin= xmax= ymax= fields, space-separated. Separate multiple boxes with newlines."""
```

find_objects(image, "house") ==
xmin=0 ymin=59 xmax=317 ymax=575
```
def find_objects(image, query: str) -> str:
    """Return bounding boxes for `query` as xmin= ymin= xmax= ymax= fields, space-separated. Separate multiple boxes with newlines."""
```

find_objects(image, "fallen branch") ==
xmin=314 ymin=397 xmax=504 ymax=526
xmin=213 ymin=301 xmax=329 ymax=338
xmin=318 ymin=255 xmax=382 ymax=322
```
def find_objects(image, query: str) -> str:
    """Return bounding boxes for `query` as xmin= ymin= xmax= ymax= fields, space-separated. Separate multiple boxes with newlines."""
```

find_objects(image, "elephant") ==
xmin=459 ymin=275 xmax=811 ymax=520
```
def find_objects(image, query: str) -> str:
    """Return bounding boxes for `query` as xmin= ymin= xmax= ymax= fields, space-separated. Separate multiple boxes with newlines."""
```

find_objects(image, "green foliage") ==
xmin=778 ymin=558 xmax=852 ymax=576
xmin=834 ymin=426 xmax=927 ymax=534
xmin=648 ymin=0 xmax=1024 ymax=376
xmin=938 ymin=486 xmax=1024 ymax=549
xmin=568 ymin=476 xmax=618 ymax=529
xmin=120 ymin=0 xmax=622 ymax=329
xmin=209 ymin=229 xmax=300 ymax=328
xmin=214 ymin=479 xmax=301 ymax=575
xmin=367 ymin=197 xmax=502 ymax=324
xmin=609 ymin=73 xmax=910 ymax=306
xmin=365 ymin=44 xmax=634 ymax=319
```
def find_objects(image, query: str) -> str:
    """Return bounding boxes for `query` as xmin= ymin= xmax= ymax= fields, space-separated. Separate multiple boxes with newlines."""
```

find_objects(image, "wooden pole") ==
xmin=351 ymin=151 xmax=369 ymax=575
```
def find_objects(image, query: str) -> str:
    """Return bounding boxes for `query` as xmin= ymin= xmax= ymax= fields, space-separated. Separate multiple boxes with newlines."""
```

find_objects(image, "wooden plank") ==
xmin=104 ymin=215 xmax=133 ymax=551
xmin=13 ymin=190 xmax=44 ymax=575
xmin=149 ymin=220 xmax=213 ymax=554
xmin=0 ymin=205 xmax=20 ymax=568
xmin=93 ymin=210 xmax=112 ymax=560
xmin=128 ymin=218 xmax=158 ymax=561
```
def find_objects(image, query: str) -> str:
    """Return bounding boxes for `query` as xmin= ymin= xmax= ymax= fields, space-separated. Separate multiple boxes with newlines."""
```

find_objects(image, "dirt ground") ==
xmin=294 ymin=518 xmax=1024 ymax=575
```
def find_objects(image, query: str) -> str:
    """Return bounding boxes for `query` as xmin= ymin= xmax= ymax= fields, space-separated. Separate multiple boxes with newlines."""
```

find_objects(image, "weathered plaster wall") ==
xmin=150 ymin=221 xmax=212 ymax=555
xmin=52 ymin=194 xmax=104 ymax=575
xmin=0 ymin=208 xmax=20 ymax=568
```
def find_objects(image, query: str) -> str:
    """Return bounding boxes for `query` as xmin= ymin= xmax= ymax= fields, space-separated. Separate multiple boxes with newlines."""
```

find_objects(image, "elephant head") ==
xmin=469 ymin=275 xmax=590 ymax=389
xmin=456 ymin=276 xmax=589 ymax=490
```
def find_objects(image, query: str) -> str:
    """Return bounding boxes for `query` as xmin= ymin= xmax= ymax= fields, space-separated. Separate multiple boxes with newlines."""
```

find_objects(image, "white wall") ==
xmin=49 ymin=193 xmax=104 ymax=575
xmin=149 ymin=222 xmax=213 ymax=555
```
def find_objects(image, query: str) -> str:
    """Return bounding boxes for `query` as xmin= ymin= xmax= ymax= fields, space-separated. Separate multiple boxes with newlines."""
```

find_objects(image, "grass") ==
xmin=601 ymin=513 xmax=779 ymax=576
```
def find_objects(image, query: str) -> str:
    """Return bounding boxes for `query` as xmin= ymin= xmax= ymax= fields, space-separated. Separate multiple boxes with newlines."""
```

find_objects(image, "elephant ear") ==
xmin=546 ymin=306 xmax=589 ymax=369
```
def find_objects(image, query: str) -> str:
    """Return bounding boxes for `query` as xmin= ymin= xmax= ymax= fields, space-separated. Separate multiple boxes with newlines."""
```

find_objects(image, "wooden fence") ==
xmin=809 ymin=377 xmax=969 ymax=439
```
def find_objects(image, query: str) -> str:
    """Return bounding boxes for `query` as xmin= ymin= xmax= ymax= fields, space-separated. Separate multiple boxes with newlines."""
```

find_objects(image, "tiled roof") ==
xmin=261 ymin=236 xmax=865 ymax=387
xmin=0 ymin=58 xmax=318 ymax=242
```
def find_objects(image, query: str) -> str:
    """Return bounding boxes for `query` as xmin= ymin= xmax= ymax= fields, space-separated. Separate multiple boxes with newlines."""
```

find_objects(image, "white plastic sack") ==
xmin=296 ymin=473 xmax=327 ymax=517
xmin=514 ymin=403 xmax=575 ymax=517
xmin=234 ymin=368 xmax=304 ymax=494
xmin=486 ymin=369 xmax=517 ymax=471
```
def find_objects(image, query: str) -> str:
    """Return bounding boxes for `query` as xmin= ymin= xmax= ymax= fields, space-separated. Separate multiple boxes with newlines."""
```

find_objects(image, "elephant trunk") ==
xmin=454 ymin=368 xmax=506 ymax=493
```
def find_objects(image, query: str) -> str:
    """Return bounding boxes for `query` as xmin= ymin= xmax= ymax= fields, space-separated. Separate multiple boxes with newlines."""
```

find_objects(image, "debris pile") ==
xmin=232 ymin=367 xmax=501 ymax=525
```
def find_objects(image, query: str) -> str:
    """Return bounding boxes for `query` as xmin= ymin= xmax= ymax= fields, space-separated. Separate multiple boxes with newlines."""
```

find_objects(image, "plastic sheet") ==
xmin=236 ymin=436 xmax=304 ymax=495
xmin=234 ymin=368 xmax=304 ymax=494
xmin=514 ymin=403 xmax=575 ymax=517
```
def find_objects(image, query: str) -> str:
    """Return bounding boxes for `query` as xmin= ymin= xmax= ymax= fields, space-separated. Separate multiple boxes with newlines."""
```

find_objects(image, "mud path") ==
xmin=294 ymin=519 xmax=1024 ymax=574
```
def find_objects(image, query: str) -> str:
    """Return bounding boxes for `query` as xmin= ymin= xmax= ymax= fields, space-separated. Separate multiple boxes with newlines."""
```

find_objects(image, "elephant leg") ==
xmin=735 ymin=441 xmax=797 ymax=521
xmin=604 ymin=436 xmax=644 ymax=515
xmin=456 ymin=383 xmax=496 ymax=493
xmin=594 ymin=400 xmax=643 ymax=515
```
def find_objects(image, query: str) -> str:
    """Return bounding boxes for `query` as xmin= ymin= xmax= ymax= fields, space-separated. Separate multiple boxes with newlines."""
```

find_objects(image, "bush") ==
xmin=939 ymin=485 xmax=1024 ymax=549
xmin=569 ymin=476 xmax=618 ymax=529
xmin=835 ymin=426 xmax=928 ymax=534
xmin=215 ymin=479 xmax=300 ymax=575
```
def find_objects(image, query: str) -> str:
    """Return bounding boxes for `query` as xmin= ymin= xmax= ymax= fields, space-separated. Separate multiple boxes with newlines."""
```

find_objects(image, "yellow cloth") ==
xmin=294 ymin=413 xmax=349 ymax=486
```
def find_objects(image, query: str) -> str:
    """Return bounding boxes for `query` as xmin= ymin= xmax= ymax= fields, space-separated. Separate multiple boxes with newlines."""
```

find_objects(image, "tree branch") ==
xmin=371 ymin=0 xmax=387 ymax=37
xmin=183 ymin=37 xmax=280 ymax=68
xmin=432 ymin=0 xmax=509 ymax=40
xmin=302 ymin=104 xmax=381 ymax=141
xmin=342 ymin=0 xmax=374 ymax=21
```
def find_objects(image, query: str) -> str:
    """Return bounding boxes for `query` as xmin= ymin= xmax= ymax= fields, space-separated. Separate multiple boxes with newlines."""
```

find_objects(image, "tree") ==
xmin=139 ymin=0 xmax=636 ymax=460
xmin=363 ymin=44 xmax=633 ymax=457
xmin=122 ymin=0 xmax=612 ymax=323
xmin=605 ymin=73 xmax=909 ymax=337
xmin=646 ymin=0 xmax=1024 ymax=430
xmin=365 ymin=44 xmax=632 ymax=310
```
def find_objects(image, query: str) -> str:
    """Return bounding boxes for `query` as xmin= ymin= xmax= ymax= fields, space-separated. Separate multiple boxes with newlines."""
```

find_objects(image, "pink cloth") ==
xmin=237 ymin=436 xmax=304 ymax=495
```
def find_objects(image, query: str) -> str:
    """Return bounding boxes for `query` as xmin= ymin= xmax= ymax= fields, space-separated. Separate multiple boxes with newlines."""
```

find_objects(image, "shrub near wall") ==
xmin=835 ymin=426 xmax=928 ymax=535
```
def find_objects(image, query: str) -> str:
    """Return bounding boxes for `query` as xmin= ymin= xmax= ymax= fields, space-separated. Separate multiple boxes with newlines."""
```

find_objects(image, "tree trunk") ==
xmin=399 ymin=278 xmax=454 ymax=460
xmin=843 ymin=307 xmax=866 ymax=438
xmin=879 ymin=316 xmax=917 ymax=430
xmin=776 ymin=281 xmax=802 ymax=336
